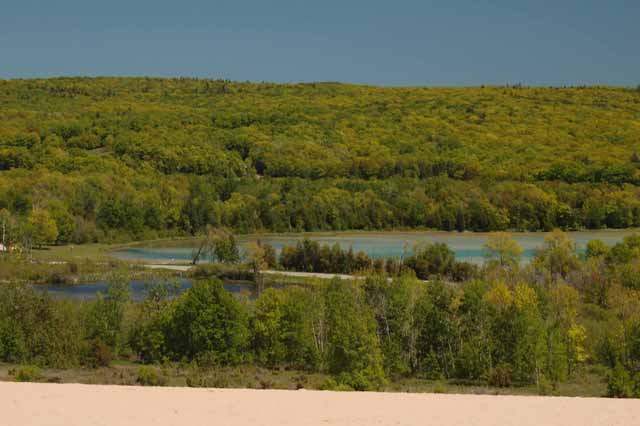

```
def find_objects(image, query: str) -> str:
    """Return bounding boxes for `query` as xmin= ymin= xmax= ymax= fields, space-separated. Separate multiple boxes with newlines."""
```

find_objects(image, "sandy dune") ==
xmin=2 ymin=382 xmax=639 ymax=426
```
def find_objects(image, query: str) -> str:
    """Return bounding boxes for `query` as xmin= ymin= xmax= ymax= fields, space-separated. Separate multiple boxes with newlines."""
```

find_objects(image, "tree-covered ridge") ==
xmin=1 ymin=78 xmax=640 ymax=242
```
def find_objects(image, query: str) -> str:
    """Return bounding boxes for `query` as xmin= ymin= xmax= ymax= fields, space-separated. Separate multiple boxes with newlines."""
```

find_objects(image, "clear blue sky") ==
xmin=1 ymin=0 xmax=638 ymax=86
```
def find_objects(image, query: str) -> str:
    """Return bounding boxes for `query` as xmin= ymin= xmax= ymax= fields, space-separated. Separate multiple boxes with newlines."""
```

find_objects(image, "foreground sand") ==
xmin=2 ymin=382 xmax=639 ymax=426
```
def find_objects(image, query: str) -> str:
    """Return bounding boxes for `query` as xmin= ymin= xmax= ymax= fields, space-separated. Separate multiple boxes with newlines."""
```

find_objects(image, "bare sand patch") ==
xmin=2 ymin=382 xmax=638 ymax=426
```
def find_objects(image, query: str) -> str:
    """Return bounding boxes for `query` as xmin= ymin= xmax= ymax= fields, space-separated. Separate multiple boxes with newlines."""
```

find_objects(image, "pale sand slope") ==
xmin=2 ymin=382 xmax=639 ymax=426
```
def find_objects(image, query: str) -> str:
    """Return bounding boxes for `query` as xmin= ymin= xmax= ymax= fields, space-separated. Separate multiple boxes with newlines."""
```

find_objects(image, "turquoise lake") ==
xmin=111 ymin=230 xmax=638 ymax=264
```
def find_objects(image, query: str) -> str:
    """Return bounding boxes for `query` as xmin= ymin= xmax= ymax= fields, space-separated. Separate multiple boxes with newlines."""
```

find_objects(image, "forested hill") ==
xmin=1 ymin=77 xmax=640 ymax=243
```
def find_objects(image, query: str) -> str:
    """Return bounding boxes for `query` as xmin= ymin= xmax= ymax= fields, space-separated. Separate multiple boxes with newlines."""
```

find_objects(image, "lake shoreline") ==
xmin=108 ymin=228 xmax=640 ymax=265
xmin=107 ymin=227 xmax=640 ymax=249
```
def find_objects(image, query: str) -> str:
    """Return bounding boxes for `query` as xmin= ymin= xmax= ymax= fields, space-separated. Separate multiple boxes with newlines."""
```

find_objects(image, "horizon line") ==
xmin=1 ymin=75 xmax=637 ymax=90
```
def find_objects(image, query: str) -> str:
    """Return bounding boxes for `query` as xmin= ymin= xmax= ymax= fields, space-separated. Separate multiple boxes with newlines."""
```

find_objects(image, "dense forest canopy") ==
xmin=1 ymin=77 xmax=640 ymax=243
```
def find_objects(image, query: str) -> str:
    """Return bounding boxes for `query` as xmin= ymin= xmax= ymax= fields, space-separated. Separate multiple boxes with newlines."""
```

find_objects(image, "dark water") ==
xmin=39 ymin=279 xmax=258 ymax=301
xmin=111 ymin=230 xmax=637 ymax=264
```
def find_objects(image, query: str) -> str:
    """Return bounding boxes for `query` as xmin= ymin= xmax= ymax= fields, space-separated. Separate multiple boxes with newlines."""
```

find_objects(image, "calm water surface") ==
xmin=39 ymin=279 xmax=258 ymax=300
xmin=111 ymin=230 xmax=638 ymax=264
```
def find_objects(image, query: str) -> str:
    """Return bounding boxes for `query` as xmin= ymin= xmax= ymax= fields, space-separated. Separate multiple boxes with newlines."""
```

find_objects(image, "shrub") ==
xmin=334 ymin=383 xmax=354 ymax=391
xmin=488 ymin=363 xmax=512 ymax=388
xmin=404 ymin=243 xmax=455 ymax=279
xmin=537 ymin=375 xmax=553 ymax=396
xmin=185 ymin=365 xmax=229 ymax=388
xmin=50 ymin=272 xmax=68 ymax=285
xmin=87 ymin=337 xmax=112 ymax=367
xmin=433 ymin=381 xmax=447 ymax=394
xmin=0 ymin=283 xmax=84 ymax=367
xmin=337 ymin=371 xmax=376 ymax=391
xmin=319 ymin=377 xmax=338 ymax=390
xmin=68 ymin=262 xmax=79 ymax=274
xmin=14 ymin=365 xmax=42 ymax=382
xmin=319 ymin=378 xmax=353 ymax=391
xmin=256 ymin=374 xmax=274 ymax=389
xmin=191 ymin=263 xmax=254 ymax=281
xmin=136 ymin=365 xmax=167 ymax=386
xmin=85 ymin=277 xmax=131 ymax=359
xmin=607 ymin=363 xmax=632 ymax=398
xmin=293 ymin=374 xmax=308 ymax=390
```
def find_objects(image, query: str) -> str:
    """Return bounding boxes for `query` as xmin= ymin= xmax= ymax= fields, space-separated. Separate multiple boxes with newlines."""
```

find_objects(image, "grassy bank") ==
xmin=0 ymin=362 xmax=607 ymax=397
xmin=0 ymin=257 xmax=184 ymax=285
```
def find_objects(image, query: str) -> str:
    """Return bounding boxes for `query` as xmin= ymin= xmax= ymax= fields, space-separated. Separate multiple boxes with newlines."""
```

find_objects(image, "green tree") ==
xmin=456 ymin=280 xmax=492 ymax=380
xmin=606 ymin=234 xmax=640 ymax=265
xmin=405 ymin=242 xmax=456 ymax=279
xmin=415 ymin=281 xmax=458 ymax=378
xmin=534 ymin=229 xmax=579 ymax=281
xmin=214 ymin=233 xmax=240 ymax=264
xmin=325 ymin=278 xmax=386 ymax=390
xmin=261 ymin=242 xmax=278 ymax=269
xmin=512 ymin=283 xmax=546 ymax=385
xmin=46 ymin=200 xmax=76 ymax=244
xmin=546 ymin=284 xmax=586 ymax=382
xmin=0 ymin=208 xmax=18 ymax=256
xmin=280 ymin=287 xmax=324 ymax=369
xmin=169 ymin=278 xmax=248 ymax=364
xmin=252 ymin=288 xmax=286 ymax=366
xmin=483 ymin=281 xmax=517 ymax=384
xmin=586 ymin=239 xmax=609 ymax=259
xmin=85 ymin=275 xmax=131 ymax=363
xmin=607 ymin=362 xmax=633 ymax=398
xmin=190 ymin=227 xmax=240 ymax=264
xmin=26 ymin=208 xmax=59 ymax=249
xmin=130 ymin=280 xmax=180 ymax=363
xmin=364 ymin=274 xmax=422 ymax=376
xmin=246 ymin=242 xmax=267 ymax=274
xmin=0 ymin=283 xmax=83 ymax=367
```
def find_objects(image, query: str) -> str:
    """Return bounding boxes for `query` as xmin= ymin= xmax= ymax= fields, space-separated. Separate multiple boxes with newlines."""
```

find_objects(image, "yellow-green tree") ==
xmin=484 ymin=232 xmax=523 ymax=268
xmin=25 ymin=209 xmax=59 ymax=249
xmin=547 ymin=284 xmax=586 ymax=379
xmin=534 ymin=230 xmax=579 ymax=282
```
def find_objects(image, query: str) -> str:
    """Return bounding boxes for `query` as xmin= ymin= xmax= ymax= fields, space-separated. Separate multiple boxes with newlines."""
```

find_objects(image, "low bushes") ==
xmin=13 ymin=365 xmax=42 ymax=382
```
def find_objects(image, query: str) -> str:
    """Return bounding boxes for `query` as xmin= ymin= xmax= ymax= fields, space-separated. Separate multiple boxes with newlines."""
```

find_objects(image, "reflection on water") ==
xmin=39 ymin=279 xmax=258 ymax=301
xmin=111 ymin=230 xmax=637 ymax=264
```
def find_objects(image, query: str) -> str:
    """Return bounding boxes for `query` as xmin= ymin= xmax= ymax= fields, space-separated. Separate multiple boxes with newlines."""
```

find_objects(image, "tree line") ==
xmin=278 ymin=238 xmax=477 ymax=282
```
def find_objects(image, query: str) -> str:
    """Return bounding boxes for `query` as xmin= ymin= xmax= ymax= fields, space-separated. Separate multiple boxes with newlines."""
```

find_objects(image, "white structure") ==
xmin=0 ymin=243 xmax=6 ymax=252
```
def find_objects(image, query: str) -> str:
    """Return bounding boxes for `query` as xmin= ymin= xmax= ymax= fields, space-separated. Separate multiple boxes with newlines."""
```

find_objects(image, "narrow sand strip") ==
xmin=2 ymin=382 xmax=639 ymax=426
xmin=260 ymin=270 xmax=358 ymax=280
